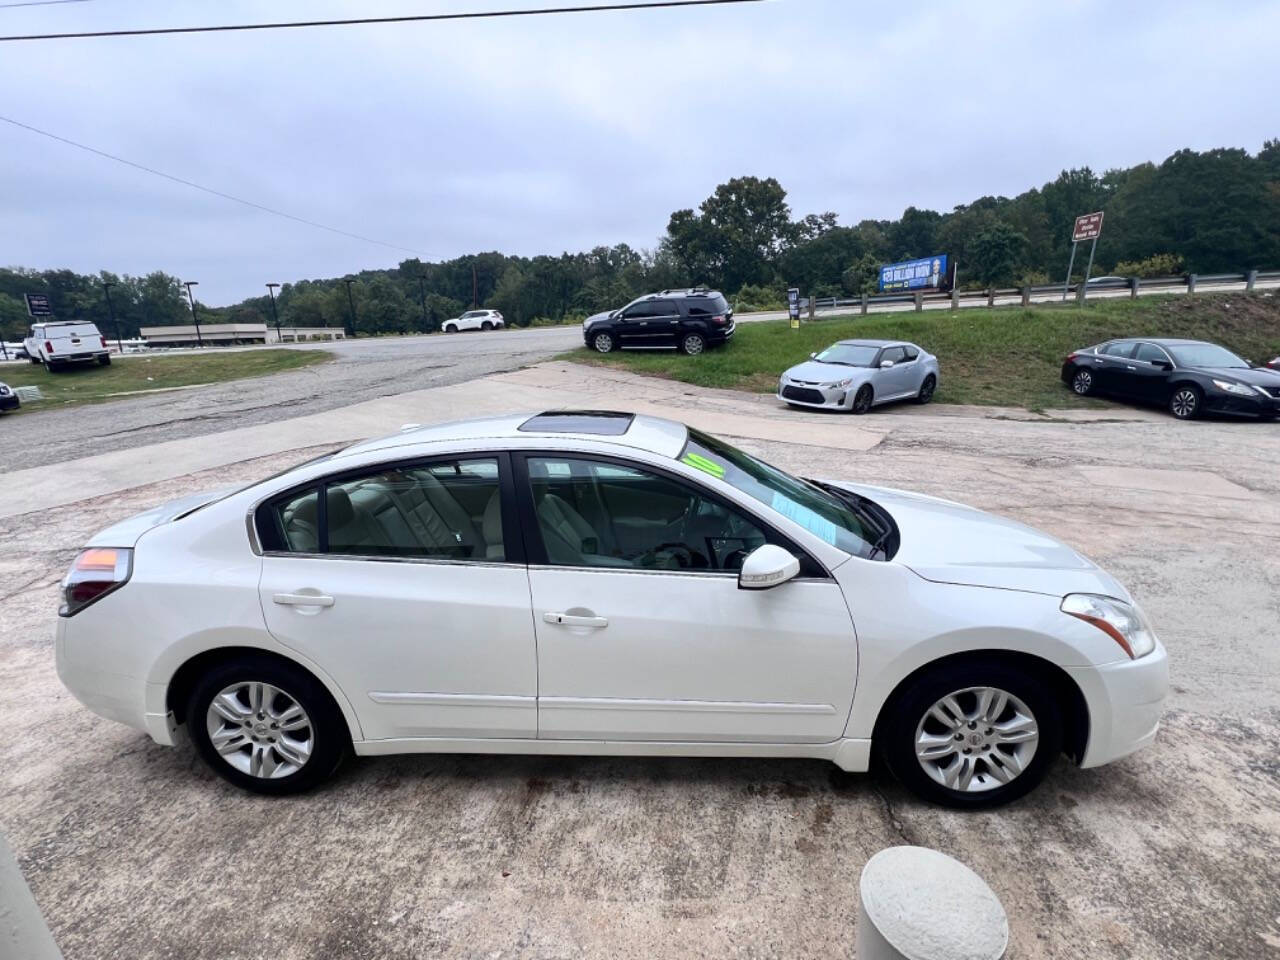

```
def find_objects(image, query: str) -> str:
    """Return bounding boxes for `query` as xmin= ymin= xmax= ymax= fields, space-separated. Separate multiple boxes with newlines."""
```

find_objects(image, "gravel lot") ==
xmin=1 ymin=383 xmax=1278 ymax=959
xmin=0 ymin=326 xmax=580 ymax=473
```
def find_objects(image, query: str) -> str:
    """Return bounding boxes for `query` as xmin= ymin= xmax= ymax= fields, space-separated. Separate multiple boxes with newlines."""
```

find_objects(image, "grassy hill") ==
xmin=566 ymin=293 xmax=1280 ymax=410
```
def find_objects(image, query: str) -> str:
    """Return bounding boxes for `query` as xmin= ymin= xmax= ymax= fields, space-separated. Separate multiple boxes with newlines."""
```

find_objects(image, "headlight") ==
xmin=1211 ymin=379 xmax=1255 ymax=396
xmin=1061 ymin=593 xmax=1156 ymax=659
xmin=825 ymin=378 xmax=853 ymax=388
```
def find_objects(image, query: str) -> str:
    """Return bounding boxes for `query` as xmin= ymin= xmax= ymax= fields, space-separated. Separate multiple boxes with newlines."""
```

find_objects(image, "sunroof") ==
xmin=518 ymin=411 xmax=636 ymax=436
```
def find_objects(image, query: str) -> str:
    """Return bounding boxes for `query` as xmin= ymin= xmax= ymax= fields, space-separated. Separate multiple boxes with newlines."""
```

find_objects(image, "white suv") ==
xmin=25 ymin=321 xmax=111 ymax=370
xmin=442 ymin=309 xmax=504 ymax=333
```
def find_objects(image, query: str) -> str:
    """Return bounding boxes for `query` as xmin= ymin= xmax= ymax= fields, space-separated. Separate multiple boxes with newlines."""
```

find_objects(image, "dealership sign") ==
xmin=24 ymin=293 xmax=52 ymax=317
xmin=1072 ymin=212 xmax=1104 ymax=242
xmin=879 ymin=255 xmax=949 ymax=293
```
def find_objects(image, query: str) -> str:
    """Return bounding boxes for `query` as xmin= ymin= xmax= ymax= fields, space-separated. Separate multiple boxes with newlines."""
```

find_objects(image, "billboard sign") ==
xmin=879 ymin=255 xmax=949 ymax=293
xmin=1072 ymin=212 xmax=1104 ymax=242
xmin=24 ymin=293 xmax=52 ymax=317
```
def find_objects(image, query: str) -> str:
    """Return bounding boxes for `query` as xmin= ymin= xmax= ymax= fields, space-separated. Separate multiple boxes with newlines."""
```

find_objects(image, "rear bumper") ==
xmin=56 ymin=617 xmax=150 ymax=734
xmin=1067 ymin=640 xmax=1169 ymax=768
xmin=48 ymin=352 xmax=107 ymax=364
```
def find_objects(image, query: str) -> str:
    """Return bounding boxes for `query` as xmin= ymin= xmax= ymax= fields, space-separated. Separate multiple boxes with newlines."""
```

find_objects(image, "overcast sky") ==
xmin=2 ymin=0 xmax=1276 ymax=305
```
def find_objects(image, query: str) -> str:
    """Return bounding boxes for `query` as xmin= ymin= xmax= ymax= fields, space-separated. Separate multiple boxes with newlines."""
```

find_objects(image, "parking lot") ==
xmin=2 ymin=363 xmax=1279 ymax=959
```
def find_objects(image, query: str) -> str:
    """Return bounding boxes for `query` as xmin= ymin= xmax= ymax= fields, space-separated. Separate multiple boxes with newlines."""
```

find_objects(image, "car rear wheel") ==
xmin=1070 ymin=368 xmax=1093 ymax=396
xmin=916 ymin=375 xmax=936 ymax=404
xmin=98 ymin=355 xmax=111 ymax=366
xmin=188 ymin=655 xmax=348 ymax=795
xmin=680 ymin=332 xmax=706 ymax=356
xmin=851 ymin=384 xmax=873 ymax=414
xmin=879 ymin=658 xmax=1062 ymax=809
xmin=1169 ymin=385 xmax=1201 ymax=420
xmin=592 ymin=331 xmax=616 ymax=353
xmin=481 ymin=321 xmax=493 ymax=331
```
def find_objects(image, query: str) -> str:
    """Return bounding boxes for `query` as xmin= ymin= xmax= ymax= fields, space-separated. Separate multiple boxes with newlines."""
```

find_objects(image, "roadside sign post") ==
xmin=1063 ymin=212 xmax=1103 ymax=303
xmin=787 ymin=288 xmax=800 ymax=330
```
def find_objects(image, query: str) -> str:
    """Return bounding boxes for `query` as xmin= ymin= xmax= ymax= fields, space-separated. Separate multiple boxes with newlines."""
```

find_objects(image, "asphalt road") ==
xmin=1 ymin=367 xmax=1278 ymax=959
xmin=0 ymin=326 xmax=582 ymax=473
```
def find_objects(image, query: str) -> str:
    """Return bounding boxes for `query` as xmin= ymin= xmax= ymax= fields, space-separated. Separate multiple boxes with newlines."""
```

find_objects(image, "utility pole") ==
xmin=265 ymin=283 xmax=282 ymax=341
xmin=342 ymin=278 xmax=358 ymax=338
xmin=416 ymin=275 xmax=429 ymax=331
xmin=472 ymin=264 xmax=478 ymax=309
xmin=101 ymin=280 xmax=123 ymax=353
xmin=183 ymin=280 xmax=203 ymax=347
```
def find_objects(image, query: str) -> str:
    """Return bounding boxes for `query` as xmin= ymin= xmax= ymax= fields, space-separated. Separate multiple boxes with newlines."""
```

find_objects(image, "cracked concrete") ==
xmin=1 ymin=362 xmax=1279 ymax=959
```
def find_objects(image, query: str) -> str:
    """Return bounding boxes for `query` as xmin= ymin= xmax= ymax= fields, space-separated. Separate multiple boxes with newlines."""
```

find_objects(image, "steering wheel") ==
xmin=646 ymin=542 xmax=697 ymax=569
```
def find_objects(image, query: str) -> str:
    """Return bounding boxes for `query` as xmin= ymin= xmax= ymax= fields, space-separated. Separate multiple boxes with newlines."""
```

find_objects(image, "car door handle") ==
xmin=543 ymin=612 xmax=608 ymax=628
xmin=273 ymin=592 xmax=335 ymax=607
xmin=1126 ymin=365 xmax=1137 ymax=370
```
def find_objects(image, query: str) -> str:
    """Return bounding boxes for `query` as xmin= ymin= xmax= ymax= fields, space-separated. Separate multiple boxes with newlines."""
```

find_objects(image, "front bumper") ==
xmin=778 ymin=381 xmax=852 ymax=410
xmin=1203 ymin=388 xmax=1280 ymax=418
xmin=1066 ymin=640 xmax=1169 ymax=768
xmin=0 ymin=393 xmax=18 ymax=411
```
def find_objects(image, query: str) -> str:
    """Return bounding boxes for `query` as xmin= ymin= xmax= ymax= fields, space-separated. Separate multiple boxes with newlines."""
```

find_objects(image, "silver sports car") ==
xmin=777 ymin=339 xmax=940 ymax=414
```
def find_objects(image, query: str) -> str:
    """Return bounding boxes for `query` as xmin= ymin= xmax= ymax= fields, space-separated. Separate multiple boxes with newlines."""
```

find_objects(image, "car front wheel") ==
xmin=879 ymin=658 xmax=1062 ymax=809
xmin=188 ymin=655 xmax=348 ymax=795
xmin=1169 ymin=385 xmax=1201 ymax=420
xmin=851 ymin=384 xmax=873 ymax=414
xmin=592 ymin=331 xmax=616 ymax=353
xmin=916 ymin=374 xmax=936 ymax=404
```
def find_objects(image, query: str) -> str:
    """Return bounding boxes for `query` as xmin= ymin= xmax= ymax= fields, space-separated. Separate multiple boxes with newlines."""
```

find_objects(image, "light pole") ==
xmin=101 ymin=280 xmax=123 ymax=353
xmin=342 ymin=278 xmax=357 ymax=338
xmin=183 ymin=280 xmax=203 ymax=347
xmin=265 ymin=283 xmax=282 ymax=341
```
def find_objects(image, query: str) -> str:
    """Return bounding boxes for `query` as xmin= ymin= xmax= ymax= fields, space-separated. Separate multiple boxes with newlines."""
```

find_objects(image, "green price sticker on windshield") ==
xmin=681 ymin=452 xmax=726 ymax=479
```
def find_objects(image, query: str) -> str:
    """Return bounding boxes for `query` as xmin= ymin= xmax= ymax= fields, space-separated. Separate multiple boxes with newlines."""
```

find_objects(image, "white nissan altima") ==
xmin=57 ymin=411 xmax=1168 ymax=808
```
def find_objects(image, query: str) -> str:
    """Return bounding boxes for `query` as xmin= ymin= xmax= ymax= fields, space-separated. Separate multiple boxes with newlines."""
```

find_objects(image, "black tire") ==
xmin=29 ymin=356 xmax=40 ymax=365
xmin=877 ymin=657 xmax=1063 ymax=809
xmin=679 ymin=332 xmax=706 ymax=356
xmin=444 ymin=325 xmax=458 ymax=334
xmin=851 ymin=384 xmax=873 ymax=414
xmin=187 ymin=654 xmax=349 ymax=795
xmin=481 ymin=321 xmax=493 ymax=331
xmin=1070 ymin=367 xmax=1094 ymax=396
xmin=1169 ymin=384 xmax=1201 ymax=420
xmin=915 ymin=374 xmax=936 ymax=404
xmin=98 ymin=355 xmax=111 ymax=366
xmin=591 ymin=331 xmax=616 ymax=353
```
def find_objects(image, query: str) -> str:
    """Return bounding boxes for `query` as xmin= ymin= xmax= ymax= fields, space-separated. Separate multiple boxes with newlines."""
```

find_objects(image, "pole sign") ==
xmin=24 ymin=293 xmax=52 ymax=317
xmin=1072 ymin=212 xmax=1104 ymax=242
xmin=878 ymin=255 xmax=950 ymax=293
xmin=787 ymin=288 xmax=801 ymax=329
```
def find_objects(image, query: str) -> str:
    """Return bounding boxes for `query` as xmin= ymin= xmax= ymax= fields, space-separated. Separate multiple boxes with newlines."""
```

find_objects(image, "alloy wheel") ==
xmin=682 ymin=334 xmax=705 ymax=356
xmin=918 ymin=376 xmax=936 ymax=403
xmin=1170 ymin=388 xmax=1198 ymax=419
xmin=593 ymin=333 xmax=614 ymax=353
xmin=853 ymin=385 xmax=873 ymax=414
xmin=206 ymin=681 xmax=314 ymax=779
xmin=1072 ymin=370 xmax=1092 ymax=395
xmin=914 ymin=686 xmax=1039 ymax=793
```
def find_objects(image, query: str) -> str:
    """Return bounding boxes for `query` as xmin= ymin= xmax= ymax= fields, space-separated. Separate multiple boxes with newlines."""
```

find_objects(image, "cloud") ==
xmin=1 ymin=0 xmax=1276 ymax=303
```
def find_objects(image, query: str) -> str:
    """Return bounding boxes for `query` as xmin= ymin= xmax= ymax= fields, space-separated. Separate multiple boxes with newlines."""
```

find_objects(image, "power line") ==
xmin=0 ymin=114 xmax=431 ymax=257
xmin=0 ymin=0 xmax=764 ymax=41
xmin=0 ymin=0 xmax=93 ymax=8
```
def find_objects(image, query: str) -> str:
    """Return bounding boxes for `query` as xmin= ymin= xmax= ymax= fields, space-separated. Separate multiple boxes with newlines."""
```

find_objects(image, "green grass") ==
xmin=564 ymin=294 xmax=1280 ymax=410
xmin=1 ymin=348 xmax=331 ymax=413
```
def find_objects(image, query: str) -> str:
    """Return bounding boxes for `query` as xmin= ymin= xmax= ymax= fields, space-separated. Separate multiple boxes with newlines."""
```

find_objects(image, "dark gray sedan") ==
xmin=778 ymin=339 xmax=940 ymax=414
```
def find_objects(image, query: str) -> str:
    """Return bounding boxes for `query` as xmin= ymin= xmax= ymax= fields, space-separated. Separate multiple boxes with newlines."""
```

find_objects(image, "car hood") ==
xmin=583 ymin=310 xmax=614 ymax=329
xmin=828 ymin=481 xmax=1130 ymax=600
xmin=1190 ymin=365 xmax=1280 ymax=387
xmin=782 ymin=360 xmax=872 ymax=383
xmin=87 ymin=487 xmax=234 ymax=547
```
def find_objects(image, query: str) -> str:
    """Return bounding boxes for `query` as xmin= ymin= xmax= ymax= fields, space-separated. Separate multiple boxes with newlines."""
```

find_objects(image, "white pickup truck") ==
xmin=24 ymin=321 xmax=111 ymax=370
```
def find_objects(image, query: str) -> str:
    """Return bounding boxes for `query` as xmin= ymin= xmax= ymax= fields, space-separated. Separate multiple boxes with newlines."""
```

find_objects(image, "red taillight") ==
xmin=45 ymin=340 xmax=54 ymax=354
xmin=60 ymin=547 xmax=133 ymax=617
xmin=1065 ymin=353 xmax=1078 ymax=363
xmin=711 ymin=315 xmax=727 ymax=325
xmin=101 ymin=336 xmax=107 ymax=348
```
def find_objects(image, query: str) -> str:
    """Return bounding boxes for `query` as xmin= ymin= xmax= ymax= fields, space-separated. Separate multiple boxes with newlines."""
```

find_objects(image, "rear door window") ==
xmin=1099 ymin=342 xmax=1135 ymax=358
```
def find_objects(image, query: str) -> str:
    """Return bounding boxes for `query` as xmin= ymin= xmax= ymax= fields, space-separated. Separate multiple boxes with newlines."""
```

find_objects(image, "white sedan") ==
xmin=56 ymin=412 xmax=1168 ymax=807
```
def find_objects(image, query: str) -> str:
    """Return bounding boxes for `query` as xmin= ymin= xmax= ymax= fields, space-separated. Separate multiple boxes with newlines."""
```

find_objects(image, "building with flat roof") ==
xmin=138 ymin=324 xmax=345 ymax=347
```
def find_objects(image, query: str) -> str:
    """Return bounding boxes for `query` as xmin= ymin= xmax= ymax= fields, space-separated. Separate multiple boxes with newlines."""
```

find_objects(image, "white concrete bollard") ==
xmin=857 ymin=846 xmax=1008 ymax=960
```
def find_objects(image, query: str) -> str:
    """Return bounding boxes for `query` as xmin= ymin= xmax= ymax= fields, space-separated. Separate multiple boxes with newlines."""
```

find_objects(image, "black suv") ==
xmin=582 ymin=289 xmax=734 ymax=355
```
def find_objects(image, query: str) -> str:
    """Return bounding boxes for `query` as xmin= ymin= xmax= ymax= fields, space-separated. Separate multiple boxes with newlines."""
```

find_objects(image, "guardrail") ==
xmin=793 ymin=269 xmax=1280 ymax=316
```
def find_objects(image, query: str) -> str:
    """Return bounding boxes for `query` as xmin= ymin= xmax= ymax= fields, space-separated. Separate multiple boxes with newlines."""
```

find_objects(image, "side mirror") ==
xmin=1155 ymin=360 xmax=1172 ymax=371
xmin=738 ymin=544 xmax=801 ymax=590
xmin=809 ymin=352 xmax=817 ymax=359
xmin=880 ymin=359 xmax=894 ymax=369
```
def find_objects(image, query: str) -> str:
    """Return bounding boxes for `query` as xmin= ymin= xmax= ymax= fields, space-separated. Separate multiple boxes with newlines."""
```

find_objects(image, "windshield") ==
xmin=680 ymin=429 xmax=878 ymax=558
xmin=1166 ymin=343 xmax=1248 ymax=368
xmin=814 ymin=343 xmax=880 ymax=367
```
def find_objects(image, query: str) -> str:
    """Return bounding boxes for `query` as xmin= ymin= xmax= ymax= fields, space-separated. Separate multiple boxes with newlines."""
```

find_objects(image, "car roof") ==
xmin=337 ymin=411 xmax=689 ymax=461
xmin=1107 ymin=338 xmax=1209 ymax=346
xmin=833 ymin=339 xmax=905 ymax=348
